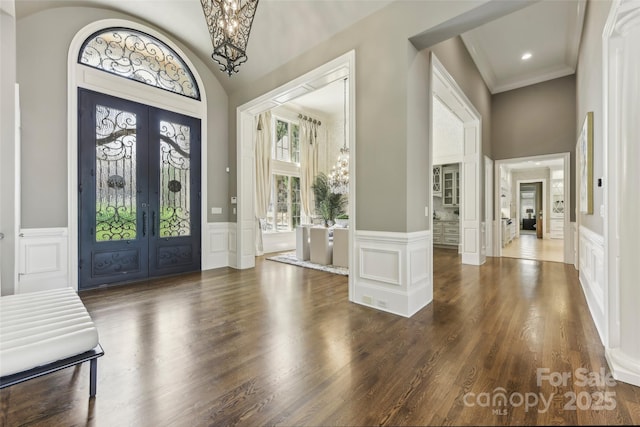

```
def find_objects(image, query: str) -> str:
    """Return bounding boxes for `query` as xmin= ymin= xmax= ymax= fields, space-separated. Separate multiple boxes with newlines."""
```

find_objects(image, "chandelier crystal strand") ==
xmin=329 ymin=78 xmax=349 ymax=194
xmin=200 ymin=0 xmax=259 ymax=76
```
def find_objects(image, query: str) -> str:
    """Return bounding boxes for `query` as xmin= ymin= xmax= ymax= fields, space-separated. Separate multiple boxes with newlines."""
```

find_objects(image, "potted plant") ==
xmin=311 ymin=172 xmax=346 ymax=227
xmin=335 ymin=213 xmax=349 ymax=227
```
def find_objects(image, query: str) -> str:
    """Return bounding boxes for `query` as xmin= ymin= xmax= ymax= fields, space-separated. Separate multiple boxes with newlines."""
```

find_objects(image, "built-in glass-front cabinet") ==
xmin=433 ymin=165 xmax=442 ymax=196
xmin=442 ymin=164 xmax=460 ymax=207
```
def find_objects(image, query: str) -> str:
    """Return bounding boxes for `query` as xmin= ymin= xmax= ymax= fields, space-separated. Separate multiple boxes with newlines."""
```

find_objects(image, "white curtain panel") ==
xmin=254 ymin=111 xmax=272 ymax=255
xmin=300 ymin=121 xmax=319 ymax=218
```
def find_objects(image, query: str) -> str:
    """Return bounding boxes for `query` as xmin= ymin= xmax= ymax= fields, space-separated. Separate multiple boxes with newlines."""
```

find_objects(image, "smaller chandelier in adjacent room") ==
xmin=200 ymin=0 xmax=259 ymax=76
xmin=328 ymin=78 xmax=349 ymax=195
xmin=328 ymin=148 xmax=349 ymax=195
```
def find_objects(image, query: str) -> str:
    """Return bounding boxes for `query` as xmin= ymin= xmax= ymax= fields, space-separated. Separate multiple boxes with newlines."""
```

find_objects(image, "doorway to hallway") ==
xmin=495 ymin=153 xmax=570 ymax=264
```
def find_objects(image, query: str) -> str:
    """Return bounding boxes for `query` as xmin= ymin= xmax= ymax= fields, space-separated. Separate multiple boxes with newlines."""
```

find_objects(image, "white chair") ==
xmin=310 ymin=227 xmax=332 ymax=265
xmin=332 ymin=227 xmax=349 ymax=268
xmin=295 ymin=225 xmax=311 ymax=261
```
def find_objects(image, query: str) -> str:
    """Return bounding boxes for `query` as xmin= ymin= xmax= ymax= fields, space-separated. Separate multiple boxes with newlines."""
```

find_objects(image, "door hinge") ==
xmin=79 ymin=259 xmax=84 ymax=269
xmin=78 ymin=183 xmax=82 ymax=193
xmin=90 ymin=228 xmax=94 ymax=236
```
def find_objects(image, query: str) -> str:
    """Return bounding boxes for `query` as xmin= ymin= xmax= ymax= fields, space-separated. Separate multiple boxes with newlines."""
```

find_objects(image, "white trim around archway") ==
xmin=431 ymin=54 xmax=484 ymax=266
xmin=67 ymin=19 xmax=208 ymax=291
xmin=602 ymin=0 xmax=640 ymax=387
xmin=494 ymin=152 xmax=571 ymax=263
xmin=235 ymin=50 xmax=356 ymax=300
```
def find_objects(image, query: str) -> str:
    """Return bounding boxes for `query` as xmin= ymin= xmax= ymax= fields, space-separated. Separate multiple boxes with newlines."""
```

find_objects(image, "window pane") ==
xmin=275 ymin=120 xmax=289 ymax=161
xmin=275 ymin=175 xmax=290 ymax=231
xmin=159 ymin=120 xmax=191 ymax=237
xmin=291 ymin=176 xmax=301 ymax=229
xmin=265 ymin=188 xmax=275 ymax=232
xmin=95 ymin=104 xmax=137 ymax=241
xmin=80 ymin=27 xmax=200 ymax=99
xmin=291 ymin=124 xmax=300 ymax=163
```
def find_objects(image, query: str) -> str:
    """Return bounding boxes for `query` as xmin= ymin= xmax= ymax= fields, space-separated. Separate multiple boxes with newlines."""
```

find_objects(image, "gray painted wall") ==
xmin=227 ymin=1 xmax=484 ymax=233
xmin=576 ymin=0 xmax=611 ymax=235
xmin=1 ymin=3 xmax=17 ymax=296
xmin=16 ymin=7 xmax=229 ymax=228
xmin=491 ymin=75 xmax=577 ymax=222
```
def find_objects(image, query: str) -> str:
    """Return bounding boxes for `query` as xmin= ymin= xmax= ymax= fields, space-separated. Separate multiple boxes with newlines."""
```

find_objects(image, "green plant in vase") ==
xmin=312 ymin=172 xmax=346 ymax=227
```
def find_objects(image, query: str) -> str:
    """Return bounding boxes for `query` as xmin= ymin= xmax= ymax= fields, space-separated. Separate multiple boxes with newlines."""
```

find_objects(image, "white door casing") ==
xmin=484 ymin=155 xmax=494 ymax=257
xmin=603 ymin=0 xmax=640 ymax=387
xmin=236 ymin=51 xmax=356 ymax=299
xmin=432 ymin=55 xmax=484 ymax=266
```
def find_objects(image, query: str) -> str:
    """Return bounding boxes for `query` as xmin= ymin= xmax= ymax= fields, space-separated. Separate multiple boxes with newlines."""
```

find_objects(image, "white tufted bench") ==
xmin=0 ymin=288 xmax=104 ymax=397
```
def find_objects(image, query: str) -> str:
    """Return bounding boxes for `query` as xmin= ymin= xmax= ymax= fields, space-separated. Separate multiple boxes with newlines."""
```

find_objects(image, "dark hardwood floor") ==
xmin=2 ymin=249 xmax=639 ymax=426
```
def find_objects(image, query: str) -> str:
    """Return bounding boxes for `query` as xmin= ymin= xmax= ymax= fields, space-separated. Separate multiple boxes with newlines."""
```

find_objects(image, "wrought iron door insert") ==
xmin=78 ymin=89 xmax=201 ymax=289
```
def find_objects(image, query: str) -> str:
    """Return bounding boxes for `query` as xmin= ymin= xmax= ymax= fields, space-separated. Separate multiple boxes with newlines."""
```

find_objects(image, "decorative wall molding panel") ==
xmin=17 ymin=228 xmax=69 ymax=294
xmin=228 ymin=225 xmax=238 ymax=269
xmin=262 ymin=231 xmax=296 ymax=255
xmin=566 ymin=221 xmax=576 ymax=265
xmin=578 ymin=226 xmax=605 ymax=343
xmin=203 ymin=222 xmax=235 ymax=271
xmin=353 ymin=230 xmax=432 ymax=317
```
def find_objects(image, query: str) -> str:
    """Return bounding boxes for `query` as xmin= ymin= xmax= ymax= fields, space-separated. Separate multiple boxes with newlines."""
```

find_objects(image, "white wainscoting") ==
xmin=17 ymin=228 xmax=70 ymax=294
xmin=15 ymin=224 xmax=234 ymax=294
xmin=203 ymin=222 xmax=234 ymax=271
xmin=578 ymin=226 xmax=606 ymax=344
xmin=353 ymin=230 xmax=432 ymax=318
xmin=572 ymin=222 xmax=578 ymax=269
xmin=566 ymin=221 xmax=576 ymax=265
xmin=262 ymin=231 xmax=296 ymax=255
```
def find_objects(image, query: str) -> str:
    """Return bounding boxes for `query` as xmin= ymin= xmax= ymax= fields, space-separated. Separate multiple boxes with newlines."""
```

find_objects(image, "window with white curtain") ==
xmin=273 ymin=118 xmax=300 ymax=163
xmin=265 ymin=175 xmax=301 ymax=232
xmin=265 ymin=116 xmax=302 ymax=232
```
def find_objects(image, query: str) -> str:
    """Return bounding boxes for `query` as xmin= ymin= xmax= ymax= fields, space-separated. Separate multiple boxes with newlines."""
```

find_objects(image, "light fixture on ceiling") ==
xmin=200 ymin=0 xmax=259 ymax=76
xmin=521 ymin=52 xmax=532 ymax=61
xmin=328 ymin=78 xmax=349 ymax=195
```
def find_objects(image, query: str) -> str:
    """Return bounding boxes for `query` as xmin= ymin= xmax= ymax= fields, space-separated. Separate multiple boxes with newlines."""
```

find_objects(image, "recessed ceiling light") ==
xmin=521 ymin=52 xmax=532 ymax=60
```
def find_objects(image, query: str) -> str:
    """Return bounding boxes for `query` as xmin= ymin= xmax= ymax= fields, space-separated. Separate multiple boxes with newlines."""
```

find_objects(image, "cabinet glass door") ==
xmin=443 ymin=171 xmax=454 ymax=205
xmin=454 ymin=170 xmax=460 ymax=206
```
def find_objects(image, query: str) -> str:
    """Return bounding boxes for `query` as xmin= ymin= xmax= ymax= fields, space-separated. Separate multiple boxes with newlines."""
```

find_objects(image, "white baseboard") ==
xmin=203 ymin=222 xmax=234 ymax=270
xmin=17 ymin=228 xmax=70 ymax=294
xmin=606 ymin=347 xmax=640 ymax=387
xmin=578 ymin=226 xmax=606 ymax=345
xmin=352 ymin=230 xmax=432 ymax=317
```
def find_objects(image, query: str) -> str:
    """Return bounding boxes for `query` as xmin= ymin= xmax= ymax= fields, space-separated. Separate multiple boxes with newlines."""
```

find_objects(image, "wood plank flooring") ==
xmin=502 ymin=233 xmax=564 ymax=263
xmin=2 ymin=249 xmax=639 ymax=426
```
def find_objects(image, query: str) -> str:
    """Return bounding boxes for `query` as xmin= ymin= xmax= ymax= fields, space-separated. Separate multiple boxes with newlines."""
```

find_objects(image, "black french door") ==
xmin=78 ymin=89 xmax=201 ymax=289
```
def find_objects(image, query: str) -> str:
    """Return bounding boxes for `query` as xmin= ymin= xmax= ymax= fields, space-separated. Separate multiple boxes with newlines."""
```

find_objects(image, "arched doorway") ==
xmin=68 ymin=21 xmax=207 ymax=289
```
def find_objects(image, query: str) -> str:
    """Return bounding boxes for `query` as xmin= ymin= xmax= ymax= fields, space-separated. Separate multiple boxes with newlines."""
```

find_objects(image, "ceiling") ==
xmin=505 ymin=158 xmax=563 ymax=171
xmin=461 ymin=0 xmax=586 ymax=94
xmin=15 ymin=0 xmax=394 ymax=95
xmin=288 ymin=78 xmax=346 ymax=118
xmin=15 ymin=0 xmax=587 ymax=108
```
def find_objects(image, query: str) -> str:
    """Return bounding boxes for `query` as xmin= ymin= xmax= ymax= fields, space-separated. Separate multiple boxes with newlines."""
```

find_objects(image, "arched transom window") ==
xmin=79 ymin=27 xmax=200 ymax=100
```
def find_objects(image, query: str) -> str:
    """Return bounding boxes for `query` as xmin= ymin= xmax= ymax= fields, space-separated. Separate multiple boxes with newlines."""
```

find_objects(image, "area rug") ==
xmin=266 ymin=251 xmax=349 ymax=276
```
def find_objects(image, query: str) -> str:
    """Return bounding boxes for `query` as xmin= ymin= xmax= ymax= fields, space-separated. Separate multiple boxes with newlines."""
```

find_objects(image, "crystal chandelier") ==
xmin=200 ymin=0 xmax=259 ymax=76
xmin=328 ymin=78 xmax=349 ymax=194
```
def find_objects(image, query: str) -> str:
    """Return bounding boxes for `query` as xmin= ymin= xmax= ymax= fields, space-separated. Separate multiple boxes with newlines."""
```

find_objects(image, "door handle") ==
xmin=151 ymin=211 xmax=156 ymax=236
xmin=142 ymin=211 xmax=147 ymax=236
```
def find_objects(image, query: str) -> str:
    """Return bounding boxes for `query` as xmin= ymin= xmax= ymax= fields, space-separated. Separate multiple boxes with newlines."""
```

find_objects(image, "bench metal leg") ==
xmin=89 ymin=358 xmax=98 ymax=397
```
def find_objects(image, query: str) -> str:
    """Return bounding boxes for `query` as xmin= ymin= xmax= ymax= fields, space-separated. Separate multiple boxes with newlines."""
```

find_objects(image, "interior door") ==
xmin=78 ymin=89 xmax=200 ymax=289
